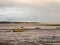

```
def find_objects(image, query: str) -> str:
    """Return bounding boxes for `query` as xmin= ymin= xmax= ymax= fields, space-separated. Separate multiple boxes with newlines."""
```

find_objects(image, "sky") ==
xmin=0 ymin=0 xmax=60 ymax=23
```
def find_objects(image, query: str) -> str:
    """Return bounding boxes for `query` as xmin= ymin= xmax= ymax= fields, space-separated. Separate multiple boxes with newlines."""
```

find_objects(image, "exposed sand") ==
xmin=0 ymin=29 xmax=60 ymax=45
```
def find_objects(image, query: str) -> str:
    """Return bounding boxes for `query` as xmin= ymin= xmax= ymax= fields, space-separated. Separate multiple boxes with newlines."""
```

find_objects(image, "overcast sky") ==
xmin=0 ymin=0 xmax=60 ymax=23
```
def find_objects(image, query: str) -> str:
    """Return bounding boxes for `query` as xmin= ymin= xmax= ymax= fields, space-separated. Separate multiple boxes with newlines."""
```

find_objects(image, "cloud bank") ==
xmin=0 ymin=0 xmax=60 ymax=23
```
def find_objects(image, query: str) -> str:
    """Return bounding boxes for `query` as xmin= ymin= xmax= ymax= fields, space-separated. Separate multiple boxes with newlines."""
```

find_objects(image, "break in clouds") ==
xmin=0 ymin=0 xmax=60 ymax=23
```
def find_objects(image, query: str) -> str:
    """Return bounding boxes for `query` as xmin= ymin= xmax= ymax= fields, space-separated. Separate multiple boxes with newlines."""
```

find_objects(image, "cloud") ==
xmin=14 ymin=0 xmax=60 ymax=6
xmin=0 ymin=0 xmax=21 ymax=7
xmin=0 ymin=0 xmax=60 ymax=7
xmin=0 ymin=0 xmax=60 ymax=23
